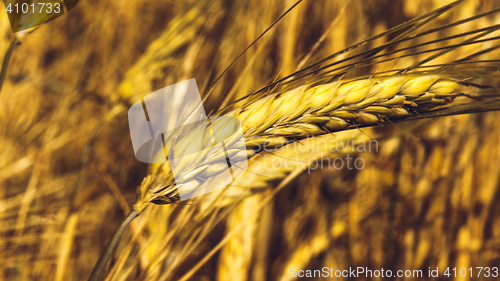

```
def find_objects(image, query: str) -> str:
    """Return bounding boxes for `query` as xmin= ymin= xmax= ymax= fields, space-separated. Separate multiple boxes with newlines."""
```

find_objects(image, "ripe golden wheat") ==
xmin=136 ymin=74 xmax=465 ymax=208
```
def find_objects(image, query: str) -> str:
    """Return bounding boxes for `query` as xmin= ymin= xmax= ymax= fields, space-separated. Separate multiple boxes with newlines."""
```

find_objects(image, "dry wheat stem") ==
xmin=139 ymin=74 xmax=480 ymax=206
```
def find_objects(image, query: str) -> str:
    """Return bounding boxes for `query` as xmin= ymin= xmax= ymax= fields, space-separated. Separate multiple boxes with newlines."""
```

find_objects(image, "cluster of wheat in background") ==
xmin=1 ymin=0 xmax=500 ymax=280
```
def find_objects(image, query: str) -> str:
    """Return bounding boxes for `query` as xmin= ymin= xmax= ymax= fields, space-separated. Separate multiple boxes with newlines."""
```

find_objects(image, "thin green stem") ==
xmin=0 ymin=38 xmax=20 ymax=95
xmin=88 ymin=209 xmax=140 ymax=281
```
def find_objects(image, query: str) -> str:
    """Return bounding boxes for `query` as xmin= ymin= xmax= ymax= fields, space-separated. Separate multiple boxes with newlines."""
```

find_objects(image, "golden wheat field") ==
xmin=1 ymin=0 xmax=500 ymax=280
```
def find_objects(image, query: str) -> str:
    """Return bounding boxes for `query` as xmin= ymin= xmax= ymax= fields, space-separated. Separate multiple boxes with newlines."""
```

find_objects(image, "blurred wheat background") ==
xmin=1 ymin=0 xmax=500 ymax=280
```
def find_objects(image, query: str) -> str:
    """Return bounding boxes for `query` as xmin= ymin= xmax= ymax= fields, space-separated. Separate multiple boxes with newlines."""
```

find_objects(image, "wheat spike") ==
xmin=135 ymin=74 xmax=469 ymax=207
xmin=230 ymin=75 xmax=458 ymax=147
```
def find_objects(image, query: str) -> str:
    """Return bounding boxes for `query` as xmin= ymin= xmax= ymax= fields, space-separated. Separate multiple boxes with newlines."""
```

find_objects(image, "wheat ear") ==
xmin=138 ymin=74 xmax=475 ymax=205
